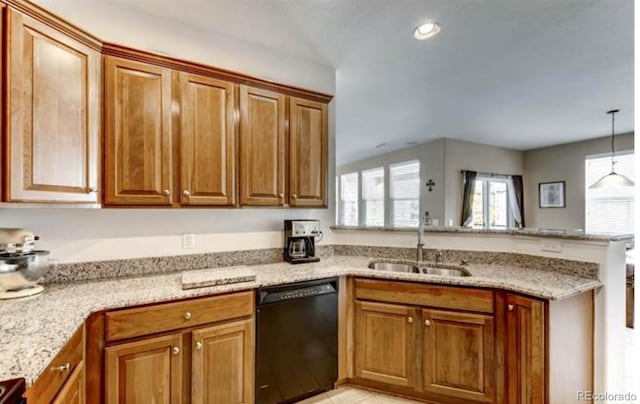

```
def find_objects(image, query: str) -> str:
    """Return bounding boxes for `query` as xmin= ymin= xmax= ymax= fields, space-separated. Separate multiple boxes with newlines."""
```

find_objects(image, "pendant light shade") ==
xmin=589 ymin=109 xmax=634 ymax=189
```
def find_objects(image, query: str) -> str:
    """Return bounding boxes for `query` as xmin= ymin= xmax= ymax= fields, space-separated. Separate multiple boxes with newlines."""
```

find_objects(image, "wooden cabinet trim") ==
xmin=191 ymin=318 xmax=254 ymax=404
xmin=178 ymin=72 xmax=236 ymax=206
xmin=354 ymin=278 xmax=495 ymax=314
xmin=105 ymin=333 xmax=183 ymax=404
xmin=51 ymin=360 xmax=85 ymax=404
xmin=5 ymin=8 xmax=100 ymax=203
xmin=289 ymin=97 xmax=328 ymax=207
xmin=105 ymin=291 xmax=254 ymax=341
xmin=103 ymin=56 xmax=174 ymax=206
xmin=24 ymin=324 xmax=85 ymax=403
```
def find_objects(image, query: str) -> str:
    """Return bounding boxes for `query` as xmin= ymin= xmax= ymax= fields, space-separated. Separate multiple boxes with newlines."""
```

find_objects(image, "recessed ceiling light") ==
xmin=413 ymin=22 xmax=441 ymax=40
xmin=374 ymin=142 xmax=387 ymax=148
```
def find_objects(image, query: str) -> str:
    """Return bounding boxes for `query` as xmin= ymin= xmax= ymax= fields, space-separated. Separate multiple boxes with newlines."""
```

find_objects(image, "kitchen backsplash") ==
xmin=41 ymin=244 xmax=598 ymax=284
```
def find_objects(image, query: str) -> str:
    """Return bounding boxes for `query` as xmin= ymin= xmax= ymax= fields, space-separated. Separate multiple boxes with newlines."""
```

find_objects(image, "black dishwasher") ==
xmin=256 ymin=277 xmax=338 ymax=404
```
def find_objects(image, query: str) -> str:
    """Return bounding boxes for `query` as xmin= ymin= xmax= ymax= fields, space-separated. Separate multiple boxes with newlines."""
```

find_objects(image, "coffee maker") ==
xmin=284 ymin=220 xmax=322 ymax=264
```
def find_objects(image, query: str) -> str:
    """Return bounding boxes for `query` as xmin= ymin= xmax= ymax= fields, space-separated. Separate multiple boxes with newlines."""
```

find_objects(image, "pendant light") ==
xmin=589 ymin=109 xmax=634 ymax=189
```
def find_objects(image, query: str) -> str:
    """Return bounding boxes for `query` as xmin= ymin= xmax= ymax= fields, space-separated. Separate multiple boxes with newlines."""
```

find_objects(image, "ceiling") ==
xmin=35 ymin=0 xmax=634 ymax=164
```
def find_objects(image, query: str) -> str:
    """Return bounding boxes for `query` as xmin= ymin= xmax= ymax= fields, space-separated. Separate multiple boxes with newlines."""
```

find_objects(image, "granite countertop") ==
xmin=330 ymin=225 xmax=635 ymax=242
xmin=0 ymin=255 xmax=601 ymax=386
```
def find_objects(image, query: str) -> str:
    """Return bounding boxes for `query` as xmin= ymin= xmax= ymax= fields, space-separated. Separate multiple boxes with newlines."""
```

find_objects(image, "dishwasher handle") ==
xmin=258 ymin=279 xmax=337 ymax=305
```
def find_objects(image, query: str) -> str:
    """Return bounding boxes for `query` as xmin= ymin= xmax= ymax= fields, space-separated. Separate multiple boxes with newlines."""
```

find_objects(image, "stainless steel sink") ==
xmin=367 ymin=261 xmax=471 ymax=277
xmin=367 ymin=261 xmax=420 ymax=273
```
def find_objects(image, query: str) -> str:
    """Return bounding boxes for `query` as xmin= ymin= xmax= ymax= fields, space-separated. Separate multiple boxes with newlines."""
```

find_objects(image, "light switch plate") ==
xmin=182 ymin=233 xmax=195 ymax=250
xmin=540 ymin=239 xmax=562 ymax=253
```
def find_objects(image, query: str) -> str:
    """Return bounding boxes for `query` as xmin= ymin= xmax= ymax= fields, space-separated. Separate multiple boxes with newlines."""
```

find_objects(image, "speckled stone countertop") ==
xmin=0 ymin=256 xmax=601 ymax=386
xmin=330 ymin=225 xmax=634 ymax=241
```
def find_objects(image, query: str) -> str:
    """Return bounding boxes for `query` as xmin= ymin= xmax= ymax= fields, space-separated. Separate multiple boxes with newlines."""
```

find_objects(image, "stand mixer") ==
xmin=0 ymin=228 xmax=50 ymax=299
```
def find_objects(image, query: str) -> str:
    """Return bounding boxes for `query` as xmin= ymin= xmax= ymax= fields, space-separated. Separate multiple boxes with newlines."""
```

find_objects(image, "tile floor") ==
xmin=297 ymin=387 xmax=421 ymax=404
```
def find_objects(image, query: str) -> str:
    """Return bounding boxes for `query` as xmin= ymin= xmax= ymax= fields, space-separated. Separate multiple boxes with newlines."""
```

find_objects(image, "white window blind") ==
xmin=390 ymin=161 xmax=420 ymax=227
xmin=339 ymin=172 xmax=359 ymax=226
xmin=585 ymin=152 xmax=634 ymax=234
xmin=362 ymin=168 xmax=385 ymax=226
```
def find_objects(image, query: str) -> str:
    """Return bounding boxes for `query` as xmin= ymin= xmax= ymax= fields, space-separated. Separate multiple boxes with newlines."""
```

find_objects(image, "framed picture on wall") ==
xmin=539 ymin=181 xmax=566 ymax=208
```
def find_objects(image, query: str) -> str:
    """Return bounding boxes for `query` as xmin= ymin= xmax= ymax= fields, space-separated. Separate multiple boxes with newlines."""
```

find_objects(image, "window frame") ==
xmin=472 ymin=175 xmax=514 ymax=230
xmin=337 ymin=171 xmax=359 ymax=226
xmin=389 ymin=160 xmax=421 ymax=228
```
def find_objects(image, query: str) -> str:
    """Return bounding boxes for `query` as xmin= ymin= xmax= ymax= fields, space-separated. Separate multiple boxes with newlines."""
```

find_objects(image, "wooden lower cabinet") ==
xmin=354 ymin=301 xmax=416 ymax=388
xmin=52 ymin=362 xmax=85 ymax=404
xmin=192 ymin=319 xmax=255 ymax=404
xmin=422 ymin=309 xmax=495 ymax=402
xmin=506 ymin=294 xmax=546 ymax=404
xmin=105 ymin=333 xmax=183 ymax=404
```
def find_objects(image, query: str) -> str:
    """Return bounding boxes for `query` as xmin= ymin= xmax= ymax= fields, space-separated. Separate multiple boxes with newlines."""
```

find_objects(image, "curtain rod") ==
xmin=460 ymin=169 xmax=514 ymax=178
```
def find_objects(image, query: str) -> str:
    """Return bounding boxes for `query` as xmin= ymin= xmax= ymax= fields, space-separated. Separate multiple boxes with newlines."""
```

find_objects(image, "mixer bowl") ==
xmin=0 ymin=251 xmax=51 ymax=282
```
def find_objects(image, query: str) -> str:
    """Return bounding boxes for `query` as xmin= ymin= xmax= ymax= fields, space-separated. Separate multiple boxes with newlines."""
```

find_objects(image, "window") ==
xmin=471 ymin=177 xmax=511 ymax=229
xmin=390 ymin=161 xmax=420 ymax=227
xmin=338 ymin=172 xmax=359 ymax=226
xmin=585 ymin=152 xmax=634 ymax=234
xmin=362 ymin=168 xmax=385 ymax=226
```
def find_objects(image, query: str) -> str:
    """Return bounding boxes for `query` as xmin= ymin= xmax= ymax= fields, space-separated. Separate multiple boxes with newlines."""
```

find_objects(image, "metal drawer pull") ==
xmin=184 ymin=312 xmax=192 ymax=320
xmin=407 ymin=316 xmax=413 ymax=324
xmin=163 ymin=189 xmax=171 ymax=196
xmin=51 ymin=363 xmax=70 ymax=372
xmin=172 ymin=346 xmax=180 ymax=355
xmin=508 ymin=304 xmax=515 ymax=311
xmin=425 ymin=319 xmax=432 ymax=327
xmin=195 ymin=341 xmax=203 ymax=350
xmin=183 ymin=190 xmax=191 ymax=197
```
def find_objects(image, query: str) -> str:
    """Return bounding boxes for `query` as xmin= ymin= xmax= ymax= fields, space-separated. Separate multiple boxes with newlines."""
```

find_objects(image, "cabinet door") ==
xmin=104 ymin=56 xmax=173 ymax=206
xmin=422 ymin=309 xmax=495 ymax=402
xmin=5 ymin=9 xmax=100 ymax=203
xmin=506 ymin=295 xmax=546 ymax=404
xmin=239 ymin=85 xmax=285 ymax=206
xmin=105 ymin=333 xmax=182 ymax=404
xmin=191 ymin=318 xmax=254 ymax=404
xmin=179 ymin=73 xmax=236 ymax=206
xmin=354 ymin=301 xmax=416 ymax=388
xmin=289 ymin=98 xmax=328 ymax=207
xmin=52 ymin=361 xmax=85 ymax=404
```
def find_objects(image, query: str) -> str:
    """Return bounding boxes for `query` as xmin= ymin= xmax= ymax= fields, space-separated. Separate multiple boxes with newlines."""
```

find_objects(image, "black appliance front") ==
xmin=256 ymin=278 xmax=338 ymax=404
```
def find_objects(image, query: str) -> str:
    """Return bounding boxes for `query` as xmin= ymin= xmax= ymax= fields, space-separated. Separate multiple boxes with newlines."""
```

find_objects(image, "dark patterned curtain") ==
xmin=460 ymin=170 xmax=477 ymax=227
xmin=511 ymin=175 xmax=525 ymax=227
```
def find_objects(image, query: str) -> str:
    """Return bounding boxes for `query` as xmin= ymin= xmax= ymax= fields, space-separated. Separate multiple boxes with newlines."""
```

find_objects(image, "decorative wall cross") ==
xmin=426 ymin=179 xmax=435 ymax=192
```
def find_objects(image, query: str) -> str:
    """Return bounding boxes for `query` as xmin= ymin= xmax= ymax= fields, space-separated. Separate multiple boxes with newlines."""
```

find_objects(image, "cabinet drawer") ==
xmin=25 ymin=325 xmax=84 ymax=403
xmin=354 ymin=278 xmax=494 ymax=314
xmin=105 ymin=291 xmax=254 ymax=341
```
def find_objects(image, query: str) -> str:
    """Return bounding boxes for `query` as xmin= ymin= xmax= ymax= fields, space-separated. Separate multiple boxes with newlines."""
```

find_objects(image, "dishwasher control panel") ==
xmin=258 ymin=279 xmax=337 ymax=305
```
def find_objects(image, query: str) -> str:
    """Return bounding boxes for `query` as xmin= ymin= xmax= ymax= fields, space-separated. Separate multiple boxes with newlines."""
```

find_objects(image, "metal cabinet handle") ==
xmin=184 ymin=312 xmax=192 ymax=320
xmin=279 ymin=193 xmax=284 ymax=198
xmin=195 ymin=341 xmax=203 ymax=350
xmin=292 ymin=194 xmax=297 ymax=199
xmin=162 ymin=189 xmax=171 ymax=196
xmin=183 ymin=190 xmax=191 ymax=197
xmin=51 ymin=363 xmax=70 ymax=372
xmin=88 ymin=187 xmax=97 ymax=193
xmin=508 ymin=304 xmax=515 ymax=312
xmin=172 ymin=346 xmax=180 ymax=355
xmin=407 ymin=316 xmax=414 ymax=324
xmin=425 ymin=319 xmax=432 ymax=327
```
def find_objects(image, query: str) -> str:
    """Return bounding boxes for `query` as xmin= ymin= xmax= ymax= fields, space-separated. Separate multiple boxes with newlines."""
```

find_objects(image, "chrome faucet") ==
xmin=435 ymin=250 xmax=444 ymax=265
xmin=417 ymin=213 xmax=426 ymax=262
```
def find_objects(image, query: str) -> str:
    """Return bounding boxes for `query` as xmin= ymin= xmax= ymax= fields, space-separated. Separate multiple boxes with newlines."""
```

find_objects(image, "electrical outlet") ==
xmin=540 ymin=239 xmax=562 ymax=253
xmin=182 ymin=233 xmax=195 ymax=250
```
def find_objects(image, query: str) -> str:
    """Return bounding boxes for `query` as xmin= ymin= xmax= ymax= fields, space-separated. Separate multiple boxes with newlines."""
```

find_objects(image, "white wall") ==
xmin=336 ymin=138 xmax=445 ymax=223
xmin=523 ymin=133 xmax=634 ymax=230
xmin=442 ymin=138 xmax=525 ymax=226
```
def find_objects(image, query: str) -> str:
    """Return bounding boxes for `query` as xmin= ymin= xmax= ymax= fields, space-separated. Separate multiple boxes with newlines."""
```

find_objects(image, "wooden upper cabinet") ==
xmin=5 ymin=8 xmax=100 ymax=203
xmin=239 ymin=85 xmax=285 ymax=206
xmin=179 ymin=73 xmax=236 ymax=206
xmin=289 ymin=98 xmax=328 ymax=207
xmin=104 ymin=56 xmax=173 ymax=206
xmin=354 ymin=300 xmax=416 ymax=388
xmin=106 ymin=333 xmax=183 ymax=404
xmin=422 ymin=309 xmax=495 ymax=403
xmin=506 ymin=295 xmax=546 ymax=404
xmin=191 ymin=319 xmax=254 ymax=404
